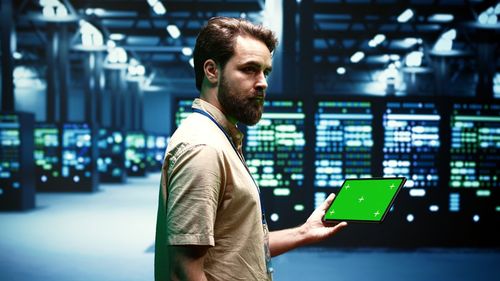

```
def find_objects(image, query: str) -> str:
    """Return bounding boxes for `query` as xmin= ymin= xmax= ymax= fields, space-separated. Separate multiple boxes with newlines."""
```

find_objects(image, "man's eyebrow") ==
xmin=240 ymin=61 xmax=273 ymax=72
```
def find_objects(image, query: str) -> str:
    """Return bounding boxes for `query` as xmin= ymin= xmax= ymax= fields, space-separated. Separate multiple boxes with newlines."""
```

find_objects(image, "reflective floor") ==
xmin=1 ymin=173 xmax=498 ymax=281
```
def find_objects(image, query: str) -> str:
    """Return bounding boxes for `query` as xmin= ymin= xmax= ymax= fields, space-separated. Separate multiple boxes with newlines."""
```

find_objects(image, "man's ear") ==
xmin=203 ymin=59 xmax=219 ymax=85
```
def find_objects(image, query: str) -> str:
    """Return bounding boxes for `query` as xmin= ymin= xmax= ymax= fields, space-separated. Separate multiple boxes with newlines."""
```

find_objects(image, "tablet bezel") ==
xmin=322 ymin=177 xmax=407 ymax=224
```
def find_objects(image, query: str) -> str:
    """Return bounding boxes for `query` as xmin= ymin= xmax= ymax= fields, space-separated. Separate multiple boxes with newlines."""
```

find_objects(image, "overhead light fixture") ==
xmin=128 ymin=64 xmax=146 ymax=77
xmin=350 ymin=51 xmax=365 ymax=63
xmin=13 ymin=52 xmax=23 ymax=60
xmin=478 ymin=5 xmax=498 ymax=25
xmin=442 ymin=29 xmax=456 ymax=40
xmin=79 ymin=20 xmax=104 ymax=47
xmin=136 ymin=65 xmax=146 ymax=76
xmin=433 ymin=29 xmax=456 ymax=52
xmin=55 ymin=5 xmax=68 ymax=16
xmin=43 ymin=6 xmax=55 ymax=17
xmin=389 ymin=54 xmax=400 ymax=61
xmin=147 ymin=0 xmax=158 ymax=6
xmin=405 ymin=51 xmax=423 ymax=67
xmin=397 ymin=8 xmax=414 ymax=23
xmin=109 ymin=33 xmax=125 ymax=41
xmin=336 ymin=67 xmax=346 ymax=75
xmin=403 ymin=38 xmax=421 ymax=47
xmin=167 ymin=25 xmax=181 ymax=39
xmin=153 ymin=2 xmax=166 ymax=15
xmin=369 ymin=34 xmax=386 ymax=47
xmin=39 ymin=0 xmax=61 ymax=6
xmin=182 ymin=47 xmax=193 ymax=56
xmin=189 ymin=58 xmax=194 ymax=68
xmin=428 ymin=14 xmax=454 ymax=22
xmin=107 ymin=47 xmax=127 ymax=64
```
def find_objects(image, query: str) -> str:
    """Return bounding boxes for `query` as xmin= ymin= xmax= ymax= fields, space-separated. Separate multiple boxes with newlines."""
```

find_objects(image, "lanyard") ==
xmin=192 ymin=108 xmax=267 ymax=220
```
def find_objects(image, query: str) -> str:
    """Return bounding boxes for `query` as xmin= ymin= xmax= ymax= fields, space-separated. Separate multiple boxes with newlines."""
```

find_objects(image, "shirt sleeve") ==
xmin=165 ymin=143 xmax=225 ymax=246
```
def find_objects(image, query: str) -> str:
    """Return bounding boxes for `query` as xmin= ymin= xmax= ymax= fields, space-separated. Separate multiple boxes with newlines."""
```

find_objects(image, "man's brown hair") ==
xmin=193 ymin=17 xmax=278 ymax=91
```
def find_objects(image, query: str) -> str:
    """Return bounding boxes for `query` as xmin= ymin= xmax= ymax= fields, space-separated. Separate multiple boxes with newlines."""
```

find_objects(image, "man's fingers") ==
xmin=320 ymin=193 xmax=336 ymax=210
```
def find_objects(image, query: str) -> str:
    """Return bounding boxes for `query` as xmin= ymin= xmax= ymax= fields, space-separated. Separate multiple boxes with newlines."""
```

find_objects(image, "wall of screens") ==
xmin=97 ymin=128 xmax=126 ymax=182
xmin=125 ymin=132 xmax=147 ymax=176
xmin=61 ymin=123 xmax=98 ymax=191
xmin=172 ymin=97 xmax=499 ymax=247
xmin=146 ymin=135 xmax=167 ymax=172
xmin=34 ymin=123 xmax=61 ymax=189
xmin=448 ymin=103 xmax=499 ymax=227
xmin=0 ymin=113 xmax=35 ymax=210
xmin=244 ymin=100 xmax=307 ymax=229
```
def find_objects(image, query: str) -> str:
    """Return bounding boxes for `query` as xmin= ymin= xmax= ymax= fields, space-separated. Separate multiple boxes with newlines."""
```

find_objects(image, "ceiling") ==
xmin=10 ymin=0 xmax=500 ymax=95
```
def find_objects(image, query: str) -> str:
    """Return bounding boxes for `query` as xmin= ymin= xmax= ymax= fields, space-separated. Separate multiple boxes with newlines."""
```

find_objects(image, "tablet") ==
xmin=323 ymin=177 xmax=406 ymax=223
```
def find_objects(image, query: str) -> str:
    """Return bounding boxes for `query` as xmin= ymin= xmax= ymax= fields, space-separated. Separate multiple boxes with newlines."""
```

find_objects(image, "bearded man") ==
xmin=155 ymin=17 xmax=347 ymax=281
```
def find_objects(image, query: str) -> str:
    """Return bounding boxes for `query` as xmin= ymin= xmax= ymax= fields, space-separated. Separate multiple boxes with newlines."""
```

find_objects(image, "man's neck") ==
xmin=199 ymin=91 xmax=238 ymax=125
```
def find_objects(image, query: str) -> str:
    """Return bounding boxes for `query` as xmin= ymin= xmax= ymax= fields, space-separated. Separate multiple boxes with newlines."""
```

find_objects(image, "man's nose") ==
xmin=255 ymin=72 xmax=268 ymax=92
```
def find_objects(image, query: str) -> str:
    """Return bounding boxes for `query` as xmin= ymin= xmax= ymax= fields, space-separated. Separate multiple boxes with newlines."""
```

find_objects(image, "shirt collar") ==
xmin=192 ymin=98 xmax=244 ymax=151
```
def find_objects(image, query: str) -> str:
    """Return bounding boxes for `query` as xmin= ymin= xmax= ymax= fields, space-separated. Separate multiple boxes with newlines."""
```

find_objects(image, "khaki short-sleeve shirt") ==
xmin=155 ymin=99 xmax=271 ymax=281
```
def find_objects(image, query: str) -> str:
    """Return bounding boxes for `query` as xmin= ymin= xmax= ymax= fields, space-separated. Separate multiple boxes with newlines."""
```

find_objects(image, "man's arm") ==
xmin=169 ymin=245 xmax=210 ymax=281
xmin=269 ymin=193 xmax=347 ymax=257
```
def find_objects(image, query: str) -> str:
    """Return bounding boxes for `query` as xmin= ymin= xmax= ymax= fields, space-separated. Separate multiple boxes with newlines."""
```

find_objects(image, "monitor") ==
xmin=382 ymin=101 xmax=441 ymax=188
xmin=125 ymin=131 xmax=147 ymax=176
xmin=61 ymin=123 xmax=97 ymax=191
xmin=34 ymin=123 xmax=60 ymax=189
xmin=97 ymin=128 xmax=126 ymax=182
xmin=244 ymin=100 xmax=307 ymax=228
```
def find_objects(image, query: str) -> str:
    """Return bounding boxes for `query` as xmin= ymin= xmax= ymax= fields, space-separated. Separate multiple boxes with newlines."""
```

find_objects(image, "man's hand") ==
xmin=269 ymin=193 xmax=347 ymax=257
xmin=298 ymin=193 xmax=348 ymax=244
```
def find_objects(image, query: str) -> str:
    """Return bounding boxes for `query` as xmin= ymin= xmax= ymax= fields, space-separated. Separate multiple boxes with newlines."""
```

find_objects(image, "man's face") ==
xmin=217 ymin=35 xmax=273 ymax=126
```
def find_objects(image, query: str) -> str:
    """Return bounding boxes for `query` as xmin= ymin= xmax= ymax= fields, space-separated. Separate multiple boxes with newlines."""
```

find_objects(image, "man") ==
xmin=155 ymin=17 xmax=347 ymax=281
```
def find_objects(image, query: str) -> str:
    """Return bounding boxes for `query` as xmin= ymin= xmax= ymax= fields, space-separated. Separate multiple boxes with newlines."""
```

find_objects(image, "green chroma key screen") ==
xmin=324 ymin=177 xmax=406 ymax=223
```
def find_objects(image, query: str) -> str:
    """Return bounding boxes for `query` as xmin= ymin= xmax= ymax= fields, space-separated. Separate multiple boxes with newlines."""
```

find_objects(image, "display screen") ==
xmin=383 ymin=102 xmax=440 ymax=188
xmin=244 ymin=100 xmax=306 ymax=226
xmin=146 ymin=134 xmax=167 ymax=171
xmin=97 ymin=128 xmax=125 ymax=179
xmin=324 ymin=178 xmax=406 ymax=222
xmin=125 ymin=132 xmax=146 ymax=175
xmin=245 ymin=100 xmax=306 ymax=189
xmin=61 ymin=123 xmax=93 ymax=184
xmin=449 ymin=103 xmax=499 ymax=189
xmin=169 ymin=97 xmax=498 ymax=246
xmin=449 ymin=103 xmax=499 ymax=214
xmin=314 ymin=101 xmax=373 ymax=188
xmin=34 ymin=123 xmax=60 ymax=185
xmin=0 ymin=115 xmax=21 ymax=193
xmin=174 ymin=100 xmax=193 ymax=129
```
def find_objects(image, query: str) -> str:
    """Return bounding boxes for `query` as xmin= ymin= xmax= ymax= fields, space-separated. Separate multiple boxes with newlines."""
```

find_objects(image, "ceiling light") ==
xmin=109 ymin=33 xmax=125 ymax=41
xmin=350 ymin=51 xmax=365 ymax=63
xmin=167 ymin=25 xmax=181 ymax=39
xmin=428 ymin=14 xmax=454 ymax=22
xmin=405 ymin=51 xmax=423 ymax=67
xmin=147 ymin=0 xmax=158 ymax=6
xmin=336 ymin=67 xmax=346 ymax=75
xmin=397 ymin=8 xmax=414 ymax=23
xmin=182 ymin=47 xmax=193 ymax=56
xmin=13 ymin=52 xmax=23 ymax=60
xmin=442 ymin=29 xmax=456 ymax=40
xmin=153 ymin=2 xmax=166 ymax=15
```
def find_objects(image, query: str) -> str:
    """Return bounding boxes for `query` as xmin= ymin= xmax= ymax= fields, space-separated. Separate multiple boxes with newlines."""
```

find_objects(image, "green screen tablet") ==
xmin=323 ymin=177 xmax=406 ymax=223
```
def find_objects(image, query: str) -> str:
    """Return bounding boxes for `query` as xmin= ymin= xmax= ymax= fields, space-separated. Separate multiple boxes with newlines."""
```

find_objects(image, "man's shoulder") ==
xmin=166 ymin=118 xmax=224 ymax=159
xmin=170 ymin=113 xmax=228 ymax=150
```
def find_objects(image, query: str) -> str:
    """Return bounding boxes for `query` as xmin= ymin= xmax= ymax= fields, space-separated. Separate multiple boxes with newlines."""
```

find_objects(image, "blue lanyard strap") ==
xmin=192 ymin=108 xmax=267 ymax=220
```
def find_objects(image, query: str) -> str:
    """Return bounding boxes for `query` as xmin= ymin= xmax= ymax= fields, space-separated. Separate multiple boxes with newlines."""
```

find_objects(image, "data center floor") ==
xmin=1 ymin=173 xmax=498 ymax=281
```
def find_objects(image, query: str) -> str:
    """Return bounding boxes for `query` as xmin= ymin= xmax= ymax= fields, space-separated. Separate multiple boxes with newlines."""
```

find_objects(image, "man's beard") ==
xmin=217 ymin=74 xmax=264 ymax=126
